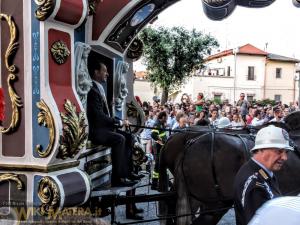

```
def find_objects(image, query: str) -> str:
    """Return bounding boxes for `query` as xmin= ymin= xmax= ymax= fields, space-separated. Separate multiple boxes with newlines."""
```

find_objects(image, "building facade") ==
xmin=175 ymin=44 xmax=299 ymax=104
xmin=134 ymin=44 xmax=300 ymax=105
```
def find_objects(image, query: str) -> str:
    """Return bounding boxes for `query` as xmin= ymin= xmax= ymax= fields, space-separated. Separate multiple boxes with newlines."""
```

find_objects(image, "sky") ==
xmin=134 ymin=0 xmax=300 ymax=71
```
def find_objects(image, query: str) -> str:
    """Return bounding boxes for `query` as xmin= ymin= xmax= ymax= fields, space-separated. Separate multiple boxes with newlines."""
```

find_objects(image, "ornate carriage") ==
xmin=0 ymin=0 xmax=297 ymax=224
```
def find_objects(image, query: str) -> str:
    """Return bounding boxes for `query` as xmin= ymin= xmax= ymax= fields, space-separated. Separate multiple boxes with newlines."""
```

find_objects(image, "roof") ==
xmin=206 ymin=44 xmax=267 ymax=61
xmin=238 ymin=44 xmax=267 ymax=55
xmin=267 ymin=53 xmax=300 ymax=63
xmin=134 ymin=71 xmax=148 ymax=79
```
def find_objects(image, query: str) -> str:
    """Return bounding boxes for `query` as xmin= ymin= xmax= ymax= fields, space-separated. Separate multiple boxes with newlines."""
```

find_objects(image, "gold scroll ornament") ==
xmin=38 ymin=176 xmax=60 ymax=216
xmin=0 ymin=173 xmax=24 ymax=190
xmin=34 ymin=0 xmax=56 ymax=21
xmin=36 ymin=99 xmax=56 ymax=158
xmin=88 ymin=0 xmax=100 ymax=15
xmin=0 ymin=14 xmax=23 ymax=134
xmin=58 ymin=99 xmax=88 ymax=159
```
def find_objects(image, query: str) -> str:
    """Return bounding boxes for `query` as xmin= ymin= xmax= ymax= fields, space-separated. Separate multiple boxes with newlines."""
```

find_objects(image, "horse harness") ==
xmin=184 ymin=130 xmax=253 ymax=202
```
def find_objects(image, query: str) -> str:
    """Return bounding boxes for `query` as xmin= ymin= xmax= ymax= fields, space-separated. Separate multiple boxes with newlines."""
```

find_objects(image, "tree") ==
xmin=139 ymin=26 xmax=219 ymax=104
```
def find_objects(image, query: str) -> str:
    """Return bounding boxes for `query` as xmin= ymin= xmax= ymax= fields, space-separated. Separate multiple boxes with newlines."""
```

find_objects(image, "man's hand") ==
xmin=123 ymin=119 xmax=130 ymax=127
xmin=156 ymin=140 xmax=164 ymax=146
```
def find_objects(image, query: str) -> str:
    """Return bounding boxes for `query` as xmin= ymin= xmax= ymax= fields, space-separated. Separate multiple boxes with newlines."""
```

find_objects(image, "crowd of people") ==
xmin=139 ymin=92 xmax=299 ymax=189
xmin=138 ymin=92 xmax=300 ymax=224
xmin=139 ymin=92 xmax=299 ymax=136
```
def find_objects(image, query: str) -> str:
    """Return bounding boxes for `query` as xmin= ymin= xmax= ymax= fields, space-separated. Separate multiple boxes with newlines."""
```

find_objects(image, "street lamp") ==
xmin=233 ymin=47 xmax=239 ymax=105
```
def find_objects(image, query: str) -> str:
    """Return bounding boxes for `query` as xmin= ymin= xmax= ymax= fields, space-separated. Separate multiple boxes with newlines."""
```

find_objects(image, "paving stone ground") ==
xmin=103 ymin=173 xmax=236 ymax=225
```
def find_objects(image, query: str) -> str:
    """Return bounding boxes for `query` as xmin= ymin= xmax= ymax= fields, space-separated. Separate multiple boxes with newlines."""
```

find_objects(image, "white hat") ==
xmin=251 ymin=125 xmax=293 ymax=152
xmin=217 ymin=117 xmax=231 ymax=129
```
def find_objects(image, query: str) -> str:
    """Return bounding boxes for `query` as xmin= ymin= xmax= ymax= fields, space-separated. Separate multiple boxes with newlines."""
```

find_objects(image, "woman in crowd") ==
xmin=231 ymin=113 xmax=245 ymax=129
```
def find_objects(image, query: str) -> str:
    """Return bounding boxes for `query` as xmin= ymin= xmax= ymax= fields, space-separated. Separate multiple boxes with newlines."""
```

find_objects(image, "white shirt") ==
xmin=231 ymin=121 xmax=244 ymax=129
xmin=269 ymin=117 xmax=284 ymax=123
xmin=251 ymin=117 xmax=265 ymax=126
xmin=209 ymin=118 xmax=219 ymax=126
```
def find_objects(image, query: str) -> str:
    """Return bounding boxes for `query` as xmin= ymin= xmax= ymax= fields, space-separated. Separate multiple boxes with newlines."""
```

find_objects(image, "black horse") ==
xmin=159 ymin=124 xmax=300 ymax=225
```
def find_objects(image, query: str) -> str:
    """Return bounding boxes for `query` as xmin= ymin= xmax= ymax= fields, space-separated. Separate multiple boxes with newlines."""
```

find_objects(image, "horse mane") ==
xmin=284 ymin=111 xmax=300 ymax=131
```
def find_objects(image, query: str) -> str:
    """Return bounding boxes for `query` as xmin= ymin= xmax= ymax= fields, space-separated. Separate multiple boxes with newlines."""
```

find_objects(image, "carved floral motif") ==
xmin=58 ymin=99 xmax=88 ymax=159
xmin=50 ymin=41 xmax=70 ymax=65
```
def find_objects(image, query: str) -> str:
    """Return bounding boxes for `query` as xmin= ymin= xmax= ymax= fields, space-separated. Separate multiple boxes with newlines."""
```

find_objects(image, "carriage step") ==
xmin=115 ymin=191 xmax=177 ymax=205
xmin=90 ymin=180 xmax=142 ymax=197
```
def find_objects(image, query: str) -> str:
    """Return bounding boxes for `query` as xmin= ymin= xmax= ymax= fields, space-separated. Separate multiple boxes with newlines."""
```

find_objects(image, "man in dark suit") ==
xmin=86 ymin=61 xmax=137 ymax=187
xmin=234 ymin=125 xmax=294 ymax=225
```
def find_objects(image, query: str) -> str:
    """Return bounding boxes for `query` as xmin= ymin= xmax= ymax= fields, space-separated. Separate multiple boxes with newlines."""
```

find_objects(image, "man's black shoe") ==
xmin=133 ymin=207 xmax=144 ymax=214
xmin=126 ymin=212 xmax=144 ymax=220
xmin=113 ymin=178 xmax=137 ymax=187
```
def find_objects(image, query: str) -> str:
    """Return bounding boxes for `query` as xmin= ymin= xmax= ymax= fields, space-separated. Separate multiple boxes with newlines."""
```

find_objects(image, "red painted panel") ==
xmin=55 ymin=0 xmax=83 ymax=25
xmin=0 ymin=182 xmax=9 ymax=208
xmin=1 ymin=0 xmax=25 ymax=157
xmin=48 ymin=29 xmax=80 ymax=113
xmin=92 ymin=0 xmax=130 ymax=40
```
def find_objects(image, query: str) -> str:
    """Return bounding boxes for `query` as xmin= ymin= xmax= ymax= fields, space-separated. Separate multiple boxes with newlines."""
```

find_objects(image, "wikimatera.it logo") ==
xmin=0 ymin=206 xmax=103 ymax=224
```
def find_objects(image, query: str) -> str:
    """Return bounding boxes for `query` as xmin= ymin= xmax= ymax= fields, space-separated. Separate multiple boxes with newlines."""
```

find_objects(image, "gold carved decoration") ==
xmin=36 ymin=99 xmax=56 ymax=158
xmin=38 ymin=176 xmax=60 ymax=216
xmin=50 ymin=40 xmax=70 ymax=65
xmin=126 ymin=101 xmax=144 ymax=133
xmin=0 ymin=173 xmax=24 ymax=190
xmin=88 ymin=0 xmax=100 ymax=15
xmin=0 ymin=14 xmax=23 ymax=134
xmin=127 ymin=38 xmax=143 ymax=61
xmin=58 ymin=99 xmax=88 ymax=159
xmin=35 ymin=0 xmax=56 ymax=21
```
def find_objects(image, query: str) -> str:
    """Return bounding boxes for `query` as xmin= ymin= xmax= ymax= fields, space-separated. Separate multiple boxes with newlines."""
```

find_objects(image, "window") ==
xmin=247 ymin=95 xmax=254 ymax=102
xmin=247 ymin=66 xmax=255 ymax=80
xmin=227 ymin=66 xmax=231 ymax=76
xmin=219 ymin=68 xmax=225 ymax=76
xmin=274 ymin=95 xmax=281 ymax=102
xmin=214 ymin=94 xmax=221 ymax=101
xmin=276 ymin=68 xmax=282 ymax=78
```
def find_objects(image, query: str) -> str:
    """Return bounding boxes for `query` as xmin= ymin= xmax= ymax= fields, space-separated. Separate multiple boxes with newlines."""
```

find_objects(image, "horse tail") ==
xmin=158 ymin=145 xmax=169 ymax=224
xmin=175 ymin=157 xmax=192 ymax=225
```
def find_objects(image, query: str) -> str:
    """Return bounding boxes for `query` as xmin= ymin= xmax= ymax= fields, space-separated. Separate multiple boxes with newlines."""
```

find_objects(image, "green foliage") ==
xmin=213 ymin=98 xmax=222 ymax=105
xmin=252 ymin=98 xmax=276 ymax=106
xmin=139 ymin=26 xmax=219 ymax=101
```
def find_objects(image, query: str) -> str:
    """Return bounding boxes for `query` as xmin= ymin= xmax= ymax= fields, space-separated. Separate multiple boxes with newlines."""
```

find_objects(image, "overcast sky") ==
xmin=134 ymin=0 xmax=300 ymax=71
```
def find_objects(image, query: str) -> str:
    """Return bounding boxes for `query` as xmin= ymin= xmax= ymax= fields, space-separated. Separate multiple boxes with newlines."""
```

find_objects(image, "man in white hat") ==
xmin=233 ymin=125 xmax=294 ymax=225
